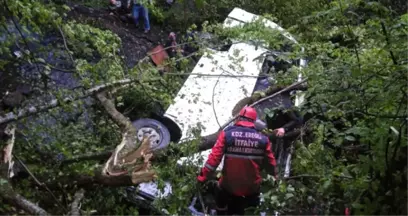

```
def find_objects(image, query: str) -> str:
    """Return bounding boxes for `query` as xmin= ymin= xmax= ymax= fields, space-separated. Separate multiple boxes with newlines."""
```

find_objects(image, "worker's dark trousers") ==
xmin=215 ymin=185 xmax=260 ymax=215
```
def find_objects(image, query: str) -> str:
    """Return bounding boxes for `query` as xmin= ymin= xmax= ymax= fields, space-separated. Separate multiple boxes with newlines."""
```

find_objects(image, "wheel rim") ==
xmin=137 ymin=126 xmax=162 ymax=149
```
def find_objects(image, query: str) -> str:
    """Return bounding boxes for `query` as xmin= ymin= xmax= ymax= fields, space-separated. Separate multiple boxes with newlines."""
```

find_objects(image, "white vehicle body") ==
xmin=163 ymin=42 xmax=268 ymax=142
xmin=176 ymin=8 xmax=306 ymax=172
xmin=135 ymin=7 xmax=306 ymax=205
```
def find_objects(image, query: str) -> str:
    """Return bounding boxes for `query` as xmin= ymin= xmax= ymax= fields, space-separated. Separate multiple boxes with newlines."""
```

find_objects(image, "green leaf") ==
xmin=345 ymin=135 xmax=356 ymax=141
xmin=0 ymin=179 xmax=8 ymax=186
xmin=352 ymin=202 xmax=364 ymax=210
xmin=43 ymin=65 xmax=51 ymax=75
xmin=323 ymin=179 xmax=331 ymax=190
xmin=181 ymin=185 xmax=189 ymax=192
xmin=62 ymin=5 xmax=71 ymax=11
xmin=36 ymin=58 xmax=46 ymax=63
xmin=270 ymin=195 xmax=278 ymax=203
xmin=285 ymin=193 xmax=294 ymax=200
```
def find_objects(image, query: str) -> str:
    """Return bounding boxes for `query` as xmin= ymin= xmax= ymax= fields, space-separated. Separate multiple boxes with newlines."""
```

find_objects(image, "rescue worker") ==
xmin=197 ymin=106 xmax=278 ymax=215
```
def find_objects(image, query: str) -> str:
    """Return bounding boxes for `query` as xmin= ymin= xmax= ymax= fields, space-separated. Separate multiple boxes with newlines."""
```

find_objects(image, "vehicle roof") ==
xmin=164 ymin=42 xmax=268 ymax=141
xmin=223 ymin=7 xmax=299 ymax=44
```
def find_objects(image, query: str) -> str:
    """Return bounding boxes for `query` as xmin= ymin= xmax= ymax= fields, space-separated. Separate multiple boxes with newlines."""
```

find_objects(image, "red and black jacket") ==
xmin=199 ymin=121 xmax=277 ymax=196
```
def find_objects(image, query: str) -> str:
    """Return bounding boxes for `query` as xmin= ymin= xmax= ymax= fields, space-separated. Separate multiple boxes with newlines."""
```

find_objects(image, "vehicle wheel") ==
xmin=132 ymin=118 xmax=171 ymax=151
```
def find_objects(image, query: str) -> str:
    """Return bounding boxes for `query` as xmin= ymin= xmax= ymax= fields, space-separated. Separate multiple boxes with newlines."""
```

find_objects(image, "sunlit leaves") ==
xmin=1 ymin=0 xmax=406 ymax=215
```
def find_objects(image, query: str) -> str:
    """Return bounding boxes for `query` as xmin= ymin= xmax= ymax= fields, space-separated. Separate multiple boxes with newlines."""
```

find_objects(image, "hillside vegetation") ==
xmin=0 ymin=0 xmax=406 ymax=215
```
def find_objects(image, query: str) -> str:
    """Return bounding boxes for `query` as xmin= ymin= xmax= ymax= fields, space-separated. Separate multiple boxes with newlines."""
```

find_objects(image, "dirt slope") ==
xmin=67 ymin=3 xmax=172 ymax=68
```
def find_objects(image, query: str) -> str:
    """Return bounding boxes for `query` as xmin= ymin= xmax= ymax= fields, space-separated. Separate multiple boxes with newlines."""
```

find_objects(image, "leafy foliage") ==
xmin=0 ymin=0 xmax=406 ymax=215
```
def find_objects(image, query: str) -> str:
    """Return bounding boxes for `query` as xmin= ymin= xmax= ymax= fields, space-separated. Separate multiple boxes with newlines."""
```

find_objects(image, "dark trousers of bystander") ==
xmin=215 ymin=185 xmax=260 ymax=215
xmin=132 ymin=4 xmax=150 ymax=31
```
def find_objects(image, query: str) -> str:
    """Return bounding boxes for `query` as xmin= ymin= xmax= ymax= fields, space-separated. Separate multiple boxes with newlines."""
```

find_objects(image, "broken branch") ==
xmin=2 ymin=124 xmax=16 ymax=178
xmin=69 ymin=189 xmax=85 ymax=216
xmin=96 ymin=90 xmax=156 ymax=183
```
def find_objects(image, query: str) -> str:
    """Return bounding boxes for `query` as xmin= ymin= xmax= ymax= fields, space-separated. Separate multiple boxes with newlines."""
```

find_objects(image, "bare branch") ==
xmin=39 ymin=168 xmax=151 ymax=190
xmin=60 ymin=151 xmax=112 ymax=166
xmin=96 ymin=90 xmax=134 ymax=132
xmin=229 ymin=78 xmax=308 ymax=128
xmin=380 ymin=21 xmax=398 ymax=65
xmin=58 ymin=25 xmax=75 ymax=64
xmin=2 ymin=124 xmax=16 ymax=178
xmin=0 ymin=78 xmax=138 ymax=126
xmin=231 ymin=83 xmax=308 ymax=117
xmin=1 ymin=185 xmax=50 ymax=216
xmin=13 ymin=155 xmax=67 ymax=212
xmin=164 ymin=72 xmax=273 ymax=78
xmin=249 ymin=78 xmax=308 ymax=109
xmin=69 ymin=189 xmax=85 ymax=216
xmin=199 ymin=78 xmax=308 ymax=151
xmin=284 ymin=174 xmax=353 ymax=180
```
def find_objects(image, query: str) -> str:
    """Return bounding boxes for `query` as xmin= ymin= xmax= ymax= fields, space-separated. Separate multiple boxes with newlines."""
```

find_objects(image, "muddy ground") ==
xmin=67 ymin=3 xmax=173 ymax=68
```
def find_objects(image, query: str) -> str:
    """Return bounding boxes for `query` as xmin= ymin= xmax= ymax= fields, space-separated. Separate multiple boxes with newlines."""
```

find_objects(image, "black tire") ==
xmin=132 ymin=118 xmax=171 ymax=151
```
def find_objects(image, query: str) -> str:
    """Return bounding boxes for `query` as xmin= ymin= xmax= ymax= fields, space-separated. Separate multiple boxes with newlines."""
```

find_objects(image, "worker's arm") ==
xmin=281 ymin=109 xmax=303 ymax=132
xmin=265 ymin=138 xmax=278 ymax=178
xmin=197 ymin=131 xmax=226 ymax=182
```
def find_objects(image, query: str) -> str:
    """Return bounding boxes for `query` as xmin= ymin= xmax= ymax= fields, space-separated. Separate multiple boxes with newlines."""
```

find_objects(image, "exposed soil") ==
xmin=66 ymin=3 xmax=173 ymax=68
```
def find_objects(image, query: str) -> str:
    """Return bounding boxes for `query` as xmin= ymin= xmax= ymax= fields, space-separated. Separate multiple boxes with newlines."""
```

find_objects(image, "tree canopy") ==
xmin=0 ymin=0 xmax=406 ymax=215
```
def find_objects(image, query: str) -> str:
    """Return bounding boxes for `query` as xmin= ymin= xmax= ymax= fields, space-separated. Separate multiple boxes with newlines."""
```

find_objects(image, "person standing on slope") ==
xmin=197 ymin=106 xmax=278 ymax=215
xmin=127 ymin=0 xmax=151 ymax=33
